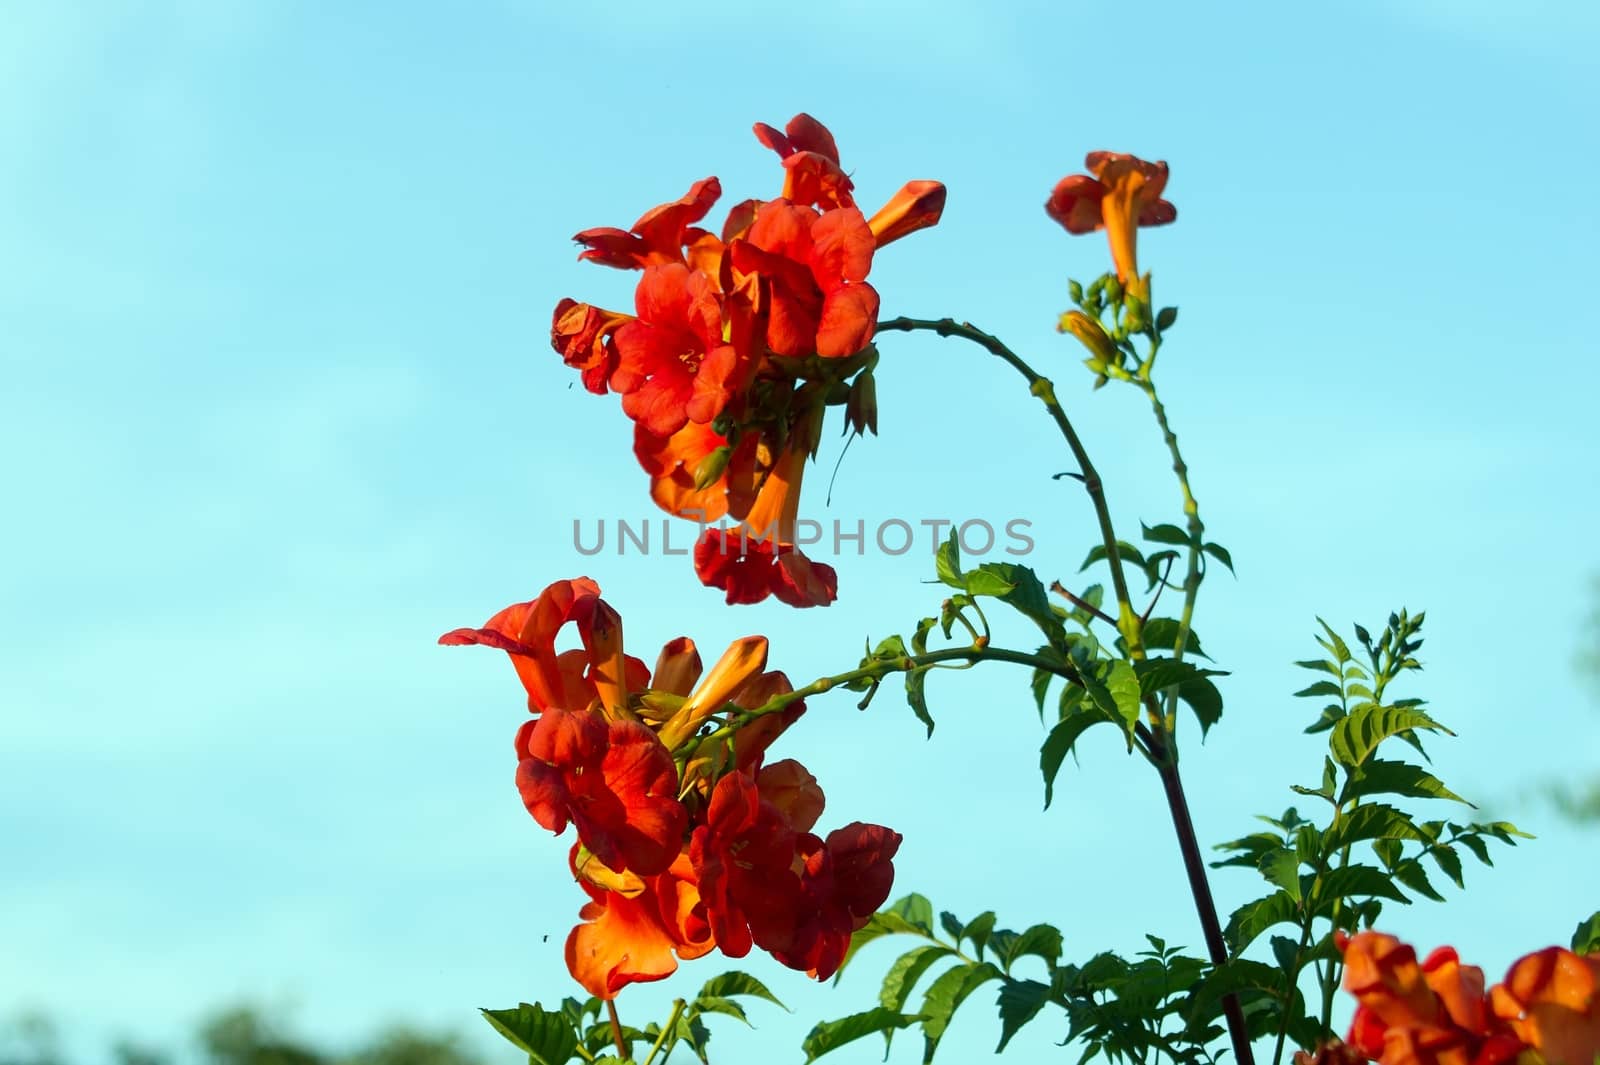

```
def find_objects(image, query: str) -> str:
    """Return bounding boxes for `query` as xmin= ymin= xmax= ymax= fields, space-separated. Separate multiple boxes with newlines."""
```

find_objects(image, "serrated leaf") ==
xmin=1391 ymin=859 xmax=1444 ymax=902
xmin=1295 ymin=659 xmax=1340 ymax=677
xmin=1224 ymin=891 xmax=1299 ymax=953
xmin=802 ymin=1007 xmax=918 ymax=1063
xmin=998 ymin=924 xmax=1064 ymax=973
xmin=963 ymin=911 xmax=998 ymax=959
xmin=1294 ymin=680 xmax=1343 ymax=698
xmin=880 ymin=945 xmax=955 ymax=1014
xmin=1323 ymin=804 xmax=1433 ymax=854
xmin=1314 ymin=864 xmax=1413 ymax=907
xmin=1259 ymin=849 xmax=1303 ymax=903
xmin=1344 ymin=759 xmax=1471 ymax=806
xmin=995 ymin=978 xmax=1053 ymax=1052
xmin=1040 ymin=708 xmax=1118 ymax=808
xmin=480 ymin=1003 xmax=578 ymax=1065
xmin=1031 ymin=669 xmax=1054 ymax=718
xmin=689 ymin=995 xmax=749 ymax=1026
xmin=1428 ymin=846 xmax=1464 ymax=889
xmin=935 ymin=532 xmax=963 ymax=589
xmin=1179 ymin=675 xmax=1224 ymax=735
xmin=1142 ymin=617 xmax=1210 ymax=659
xmin=696 ymin=971 xmax=786 ymax=1009
xmin=918 ymin=961 xmax=1002 ymax=1062
xmin=1329 ymin=705 xmax=1453 ymax=768
xmin=1105 ymin=660 xmax=1143 ymax=731
xmin=964 ymin=568 xmax=1015 ymax=597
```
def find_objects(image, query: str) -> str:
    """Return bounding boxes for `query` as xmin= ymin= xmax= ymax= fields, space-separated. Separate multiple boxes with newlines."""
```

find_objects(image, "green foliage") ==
xmin=812 ymin=897 xmax=1257 ymax=1065
xmin=1211 ymin=613 xmax=1529 ymax=1057
xmin=480 ymin=972 xmax=784 ymax=1065
xmin=1574 ymin=911 xmax=1600 ymax=955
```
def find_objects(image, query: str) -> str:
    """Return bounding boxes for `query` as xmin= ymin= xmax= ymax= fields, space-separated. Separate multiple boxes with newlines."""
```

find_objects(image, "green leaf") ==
xmin=1141 ymin=521 xmax=1192 ymax=546
xmin=1224 ymin=891 xmax=1300 ymax=953
xmin=1104 ymin=660 xmax=1143 ymax=732
xmin=997 ymin=923 xmax=1064 ymax=973
xmin=1202 ymin=541 xmax=1234 ymax=573
xmin=696 ymin=971 xmax=786 ymax=1010
xmin=1391 ymin=859 xmax=1444 ymax=902
xmin=801 ymin=1008 xmax=918 ymax=1063
xmin=1079 ymin=540 xmax=1146 ymax=573
xmin=906 ymin=666 xmax=935 ymax=737
xmin=995 ymin=979 xmax=1053 ymax=1052
xmin=969 ymin=563 xmax=1064 ymax=644
xmin=880 ymin=945 xmax=955 ymax=1014
xmin=1294 ymin=681 xmax=1342 ymax=699
xmin=480 ymin=1003 xmax=578 ymax=1065
xmin=1179 ymin=675 xmax=1224 ymax=735
xmin=1329 ymin=705 xmax=1453 ymax=768
xmin=689 ymin=996 xmax=750 ymax=1026
xmin=886 ymin=893 xmax=936 ymax=934
xmin=1031 ymin=669 xmax=1054 ymax=718
xmin=1571 ymin=911 xmax=1600 ymax=955
xmin=1141 ymin=617 xmax=1210 ymax=659
xmin=1259 ymin=849 xmax=1303 ymax=903
xmin=917 ymin=961 xmax=1002 ymax=1062
xmin=1133 ymin=657 xmax=1228 ymax=696
xmin=963 ymin=911 xmax=998 ymax=959
xmin=1314 ymin=864 xmax=1413 ymax=907
xmin=1344 ymin=759 xmax=1470 ymax=806
xmin=1040 ymin=707 xmax=1119 ymax=808
xmin=963 ymin=567 xmax=1015 ymax=597
xmin=1323 ymin=804 xmax=1434 ymax=854
xmin=1270 ymin=935 xmax=1300 ymax=975
xmin=935 ymin=532 xmax=963 ymax=589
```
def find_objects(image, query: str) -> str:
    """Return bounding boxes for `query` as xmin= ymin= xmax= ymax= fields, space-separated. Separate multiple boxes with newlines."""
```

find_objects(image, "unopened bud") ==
xmin=1059 ymin=311 xmax=1120 ymax=367
xmin=846 ymin=371 xmax=879 ymax=436
xmin=694 ymin=446 xmax=733 ymax=489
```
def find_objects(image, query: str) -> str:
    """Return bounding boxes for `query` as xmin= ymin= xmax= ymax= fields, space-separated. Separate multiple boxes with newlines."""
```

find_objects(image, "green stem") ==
xmin=640 ymin=1000 xmax=684 ymax=1065
xmin=1139 ymin=379 xmax=1204 ymax=748
xmin=878 ymin=316 xmax=1145 ymax=659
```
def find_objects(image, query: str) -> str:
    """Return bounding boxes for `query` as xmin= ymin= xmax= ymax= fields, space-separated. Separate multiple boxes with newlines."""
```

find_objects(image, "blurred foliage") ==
xmin=1 ymin=1007 xmax=483 ymax=1065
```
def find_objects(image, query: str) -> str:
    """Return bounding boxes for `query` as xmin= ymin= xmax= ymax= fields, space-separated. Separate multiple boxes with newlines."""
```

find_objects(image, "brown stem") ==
xmin=1148 ymin=734 xmax=1255 ymax=1065
xmin=605 ymin=999 xmax=628 ymax=1061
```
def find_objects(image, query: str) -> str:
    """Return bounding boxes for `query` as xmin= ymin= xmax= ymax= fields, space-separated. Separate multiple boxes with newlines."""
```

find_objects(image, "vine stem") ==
xmin=1140 ymin=379 xmax=1204 ymax=748
xmin=1145 ymin=726 xmax=1257 ymax=1065
xmin=640 ymin=1000 xmax=684 ymax=1065
xmin=877 ymin=317 xmax=1147 ymax=661
xmin=876 ymin=315 xmax=1254 ymax=1065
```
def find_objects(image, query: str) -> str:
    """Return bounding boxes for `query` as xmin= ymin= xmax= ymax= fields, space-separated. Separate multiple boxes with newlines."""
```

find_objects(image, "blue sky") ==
xmin=3 ymin=1 xmax=1598 ymax=1063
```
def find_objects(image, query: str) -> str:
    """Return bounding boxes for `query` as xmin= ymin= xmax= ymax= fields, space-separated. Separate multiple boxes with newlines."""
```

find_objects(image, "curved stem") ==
xmin=641 ymin=1000 xmax=684 ymax=1065
xmin=878 ymin=316 xmax=1145 ymax=661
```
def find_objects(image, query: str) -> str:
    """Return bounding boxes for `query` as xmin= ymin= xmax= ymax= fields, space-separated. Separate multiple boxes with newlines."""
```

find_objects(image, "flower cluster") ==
xmin=552 ymin=114 xmax=946 ymax=608
xmin=1323 ymin=930 xmax=1600 ymax=1065
xmin=439 ymin=577 xmax=902 ymax=999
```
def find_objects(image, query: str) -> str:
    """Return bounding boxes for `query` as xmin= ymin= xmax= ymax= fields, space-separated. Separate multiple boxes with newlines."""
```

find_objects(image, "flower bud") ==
xmin=1059 ymin=311 xmax=1120 ymax=367
xmin=693 ymin=446 xmax=734 ymax=490
xmin=846 ymin=371 xmax=878 ymax=436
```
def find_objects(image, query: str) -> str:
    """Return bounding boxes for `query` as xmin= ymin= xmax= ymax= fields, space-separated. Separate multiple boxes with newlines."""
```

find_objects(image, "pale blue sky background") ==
xmin=4 ymin=2 xmax=1599 ymax=1063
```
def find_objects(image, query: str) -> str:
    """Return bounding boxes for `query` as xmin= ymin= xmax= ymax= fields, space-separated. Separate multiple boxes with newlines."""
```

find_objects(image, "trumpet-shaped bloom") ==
xmin=1490 ymin=947 xmax=1600 ymax=1065
xmin=514 ymin=707 xmax=687 ymax=877
xmin=574 ymin=177 xmax=722 ymax=270
xmin=753 ymin=113 xmax=854 ymax=210
xmin=730 ymin=200 xmax=878 ymax=359
xmin=564 ymin=848 xmax=714 ymax=1000
xmin=611 ymin=263 xmax=743 ymax=436
xmin=694 ymin=420 xmax=837 ymax=607
xmin=1047 ymin=152 xmax=1176 ymax=283
xmin=766 ymin=822 xmax=902 ymax=980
